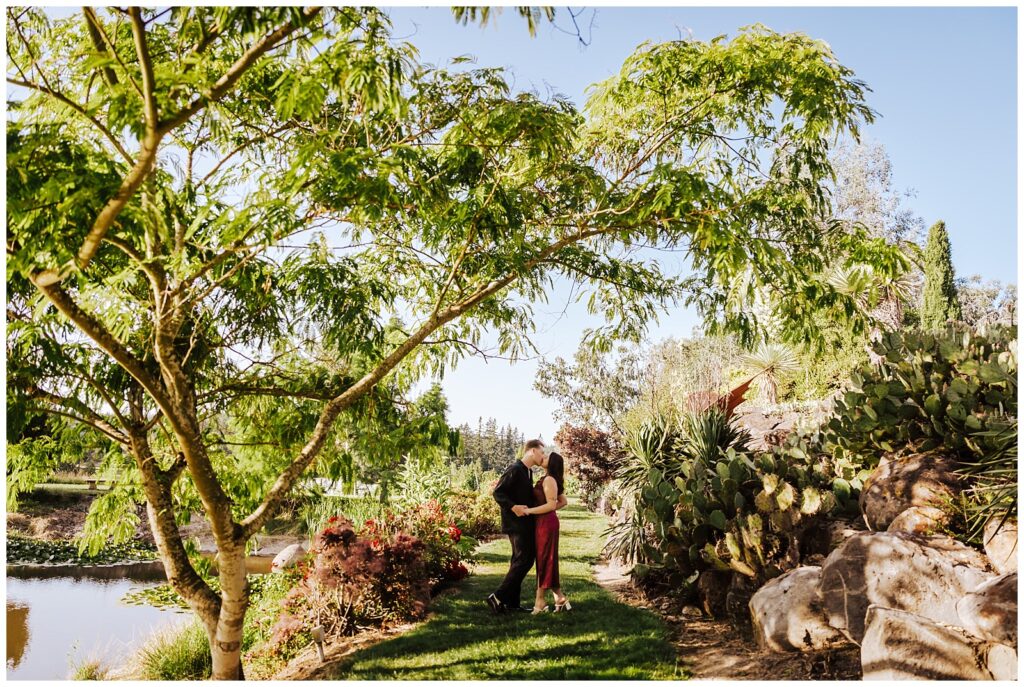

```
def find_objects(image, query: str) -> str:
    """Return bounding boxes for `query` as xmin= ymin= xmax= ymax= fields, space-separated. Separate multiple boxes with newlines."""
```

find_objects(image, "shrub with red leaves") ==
xmin=555 ymin=424 xmax=625 ymax=509
xmin=269 ymin=516 xmax=431 ymax=643
xmin=361 ymin=499 xmax=471 ymax=588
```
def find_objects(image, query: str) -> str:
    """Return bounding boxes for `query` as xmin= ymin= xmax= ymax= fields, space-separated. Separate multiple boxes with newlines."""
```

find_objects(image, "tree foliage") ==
xmin=7 ymin=10 xmax=902 ymax=677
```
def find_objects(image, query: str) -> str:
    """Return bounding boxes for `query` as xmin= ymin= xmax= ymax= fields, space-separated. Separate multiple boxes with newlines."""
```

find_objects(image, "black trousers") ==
xmin=494 ymin=529 xmax=535 ymax=608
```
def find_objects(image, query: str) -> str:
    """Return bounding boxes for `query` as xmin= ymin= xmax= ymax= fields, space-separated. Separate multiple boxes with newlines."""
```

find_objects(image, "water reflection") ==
xmin=6 ymin=556 xmax=273 ymax=680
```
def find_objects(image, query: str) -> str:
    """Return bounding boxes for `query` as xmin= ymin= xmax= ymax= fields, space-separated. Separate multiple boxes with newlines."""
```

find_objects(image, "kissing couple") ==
xmin=487 ymin=439 xmax=573 ymax=614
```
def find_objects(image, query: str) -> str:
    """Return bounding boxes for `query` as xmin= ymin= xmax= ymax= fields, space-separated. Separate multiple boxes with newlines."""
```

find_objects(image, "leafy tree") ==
xmin=7 ymin=11 xmax=901 ymax=677
xmin=957 ymin=275 xmax=1017 ymax=328
xmin=535 ymin=345 xmax=642 ymax=432
xmin=921 ymin=220 xmax=962 ymax=329
xmin=829 ymin=139 xmax=925 ymax=246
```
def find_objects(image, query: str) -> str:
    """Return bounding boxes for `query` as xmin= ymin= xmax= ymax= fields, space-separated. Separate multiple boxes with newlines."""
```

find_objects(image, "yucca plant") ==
xmin=676 ymin=406 xmax=751 ymax=465
xmin=741 ymin=342 xmax=799 ymax=404
xmin=958 ymin=418 xmax=1017 ymax=539
xmin=616 ymin=416 xmax=677 ymax=494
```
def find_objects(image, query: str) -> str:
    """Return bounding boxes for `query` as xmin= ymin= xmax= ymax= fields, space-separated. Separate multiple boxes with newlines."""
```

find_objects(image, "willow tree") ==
xmin=7 ymin=8 xmax=901 ymax=677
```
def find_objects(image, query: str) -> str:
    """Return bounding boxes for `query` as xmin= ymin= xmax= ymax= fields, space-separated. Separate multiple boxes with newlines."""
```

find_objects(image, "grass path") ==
xmin=329 ymin=502 xmax=682 ymax=679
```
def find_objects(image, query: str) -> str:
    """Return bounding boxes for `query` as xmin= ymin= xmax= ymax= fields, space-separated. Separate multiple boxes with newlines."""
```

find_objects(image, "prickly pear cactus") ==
xmin=823 ymin=325 xmax=1017 ymax=468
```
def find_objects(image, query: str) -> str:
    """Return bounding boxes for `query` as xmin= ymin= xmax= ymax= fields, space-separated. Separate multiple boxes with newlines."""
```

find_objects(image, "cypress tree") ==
xmin=921 ymin=220 xmax=961 ymax=329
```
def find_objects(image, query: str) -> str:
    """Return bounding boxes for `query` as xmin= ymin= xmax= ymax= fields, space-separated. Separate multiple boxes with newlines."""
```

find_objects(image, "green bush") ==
xmin=136 ymin=621 xmax=212 ymax=680
xmin=445 ymin=489 xmax=501 ymax=539
xmin=823 ymin=325 xmax=1017 ymax=468
xmin=69 ymin=658 xmax=110 ymax=680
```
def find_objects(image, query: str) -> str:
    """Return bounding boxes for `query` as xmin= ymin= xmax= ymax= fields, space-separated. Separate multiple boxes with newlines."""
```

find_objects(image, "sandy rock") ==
xmin=984 ymin=517 xmax=1018 ymax=575
xmin=956 ymin=572 xmax=1017 ymax=648
xmin=886 ymin=505 xmax=948 ymax=534
xmin=820 ymin=530 xmax=993 ymax=643
xmin=749 ymin=566 xmax=850 ymax=653
xmin=271 ymin=543 xmax=306 ymax=572
xmin=861 ymin=605 xmax=1017 ymax=680
xmin=859 ymin=453 xmax=960 ymax=530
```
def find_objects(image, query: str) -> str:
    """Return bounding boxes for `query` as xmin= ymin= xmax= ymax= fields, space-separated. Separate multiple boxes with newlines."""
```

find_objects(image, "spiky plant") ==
xmin=616 ymin=416 xmax=677 ymax=493
xmin=958 ymin=418 xmax=1017 ymax=539
xmin=828 ymin=263 xmax=915 ymax=341
xmin=675 ymin=406 xmax=751 ymax=465
xmin=741 ymin=342 xmax=799 ymax=404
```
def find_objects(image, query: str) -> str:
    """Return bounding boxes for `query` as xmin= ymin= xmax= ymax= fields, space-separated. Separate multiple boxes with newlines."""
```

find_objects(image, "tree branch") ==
xmin=29 ymin=278 xmax=177 ymax=421
xmin=239 ymin=221 xmax=620 ymax=538
xmin=81 ymin=7 xmax=120 ymax=87
xmin=129 ymin=7 xmax=159 ymax=131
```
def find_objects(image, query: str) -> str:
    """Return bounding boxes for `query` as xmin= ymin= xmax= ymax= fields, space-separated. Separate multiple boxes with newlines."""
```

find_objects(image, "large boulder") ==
xmin=271 ymin=543 xmax=306 ymax=572
xmin=820 ymin=530 xmax=993 ymax=643
xmin=956 ymin=572 xmax=1017 ymax=648
xmin=984 ymin=517 xmax=1018 ymax=575
xmin=861 ymin=605 xmax=1017 ymax=681
xmin=885 ymin=505 xmax=947 ymax=535
xmin=859 ymin=453 xmax=960 ymax=530
xmin=749 ymin=566 xmax=850 ymax=652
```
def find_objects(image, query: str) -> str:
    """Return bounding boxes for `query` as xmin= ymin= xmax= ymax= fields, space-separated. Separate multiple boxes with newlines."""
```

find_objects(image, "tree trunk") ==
xmin=210 ymin=544 xmax=249 ymax=680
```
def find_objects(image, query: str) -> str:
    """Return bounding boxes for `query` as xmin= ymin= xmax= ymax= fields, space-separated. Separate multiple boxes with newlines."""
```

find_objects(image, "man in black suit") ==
xmin=487 ymin=438 xmax=546 ymax=613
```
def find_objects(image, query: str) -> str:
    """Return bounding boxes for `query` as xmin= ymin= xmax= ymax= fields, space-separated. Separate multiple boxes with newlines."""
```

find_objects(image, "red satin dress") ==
xmin=533 ymin=479 xmax=560 ymax=589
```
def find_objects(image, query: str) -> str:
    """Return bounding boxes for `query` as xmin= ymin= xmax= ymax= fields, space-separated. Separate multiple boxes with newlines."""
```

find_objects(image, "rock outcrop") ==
xmin=984 ymin=517 xmax=1018 ymax=575
xmin=819 ymin=530 xmax=992 ymax=643
xmin=885 ymin=505 xmax=946 ymax=535
xmin=860 ymin=605 xmax=1017 ymax=681
xmin=956 ymin=572 xmax=1017 ymax=648
xmin=858 ymin=453 xmax=959 ymax=530
xmin=749 ymin=566 xmax=850 ymax=652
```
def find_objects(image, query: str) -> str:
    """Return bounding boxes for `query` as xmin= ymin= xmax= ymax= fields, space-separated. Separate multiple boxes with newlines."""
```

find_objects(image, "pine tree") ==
xmin=922 ymin=220 xmax=961 ymax=329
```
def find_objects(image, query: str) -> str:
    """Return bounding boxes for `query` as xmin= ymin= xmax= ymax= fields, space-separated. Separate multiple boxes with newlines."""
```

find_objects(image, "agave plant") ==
xmin=676 ymin=406 xmax=751 ymax=465
xmin=958 ymin=418 xmax=1017 ymax=539
xmin=616 ymin=416 xmax=677 ymax=494
xmin=741 ymin=342 xmax=799 ymax=404
xmin=603 ymin=500 xmax=656 ymax=565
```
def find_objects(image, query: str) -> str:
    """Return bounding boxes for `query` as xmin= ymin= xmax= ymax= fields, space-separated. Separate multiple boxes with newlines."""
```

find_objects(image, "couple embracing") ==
xmin=487 ymin=439 xmax=573 ymax=614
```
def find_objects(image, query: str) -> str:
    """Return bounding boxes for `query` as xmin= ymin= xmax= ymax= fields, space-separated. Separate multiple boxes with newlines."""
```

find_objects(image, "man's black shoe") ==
xmin=486 ymin=593 xmax=504 ymax=614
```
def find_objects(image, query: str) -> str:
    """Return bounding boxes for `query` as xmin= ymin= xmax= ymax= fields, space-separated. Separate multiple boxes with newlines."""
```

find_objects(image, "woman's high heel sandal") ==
xmin=532 ymin=605 xmax=550 ymax=614
xmin=554 ymin=599 xmax=572 ymax=613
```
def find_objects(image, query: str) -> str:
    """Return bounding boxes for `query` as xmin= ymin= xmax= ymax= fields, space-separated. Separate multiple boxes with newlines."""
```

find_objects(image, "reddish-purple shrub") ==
xmin=555 ymin=424 xmax=625 ymax=509
xmin=268 ymin=516 xmax=432 ymax=643
xmin=362 ymin=500 xmax=471 ymax=588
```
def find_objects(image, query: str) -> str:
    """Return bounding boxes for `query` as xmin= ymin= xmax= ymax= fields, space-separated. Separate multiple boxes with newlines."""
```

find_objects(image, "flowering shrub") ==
xmin=445 ymin=489 xmax=501 ymax=539
xmin=362 ymin=500 xmax=475 ymax=589
xmin=266 ymin=516 xmax=431 ymax=647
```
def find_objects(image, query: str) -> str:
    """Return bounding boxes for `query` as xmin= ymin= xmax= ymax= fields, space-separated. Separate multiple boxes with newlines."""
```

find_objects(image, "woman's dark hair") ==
xmin=546 ymin=452 xmax=565 ymax=496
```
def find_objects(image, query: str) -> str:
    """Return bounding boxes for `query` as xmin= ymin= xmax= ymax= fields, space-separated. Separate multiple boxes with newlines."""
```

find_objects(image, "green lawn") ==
xmin=329 ymin=502 xmax=683 ymax=680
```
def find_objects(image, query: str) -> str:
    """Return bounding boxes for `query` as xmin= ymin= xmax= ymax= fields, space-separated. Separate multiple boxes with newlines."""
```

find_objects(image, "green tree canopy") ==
xmin=7 ymin=8 xmax=903 ymax=677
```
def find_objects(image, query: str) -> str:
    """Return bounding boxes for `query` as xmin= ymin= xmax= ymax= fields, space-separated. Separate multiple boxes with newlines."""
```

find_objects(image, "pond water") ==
xmin=6 ymin=556 xmax=274 ymax=680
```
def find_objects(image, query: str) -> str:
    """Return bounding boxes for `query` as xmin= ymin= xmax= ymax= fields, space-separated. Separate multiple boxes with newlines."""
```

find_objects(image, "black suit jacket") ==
xmin=492 ymin=460 xmax=537 ymax=535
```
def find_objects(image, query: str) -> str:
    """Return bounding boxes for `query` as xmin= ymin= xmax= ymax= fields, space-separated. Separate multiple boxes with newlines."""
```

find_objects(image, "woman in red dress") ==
xmin=520 ymin=452 xmax=572 ymax=614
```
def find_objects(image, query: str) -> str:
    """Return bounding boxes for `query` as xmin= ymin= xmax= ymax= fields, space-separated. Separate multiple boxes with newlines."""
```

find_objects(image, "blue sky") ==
xmin=384 ymin=6 xmax=1018 ymax=441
